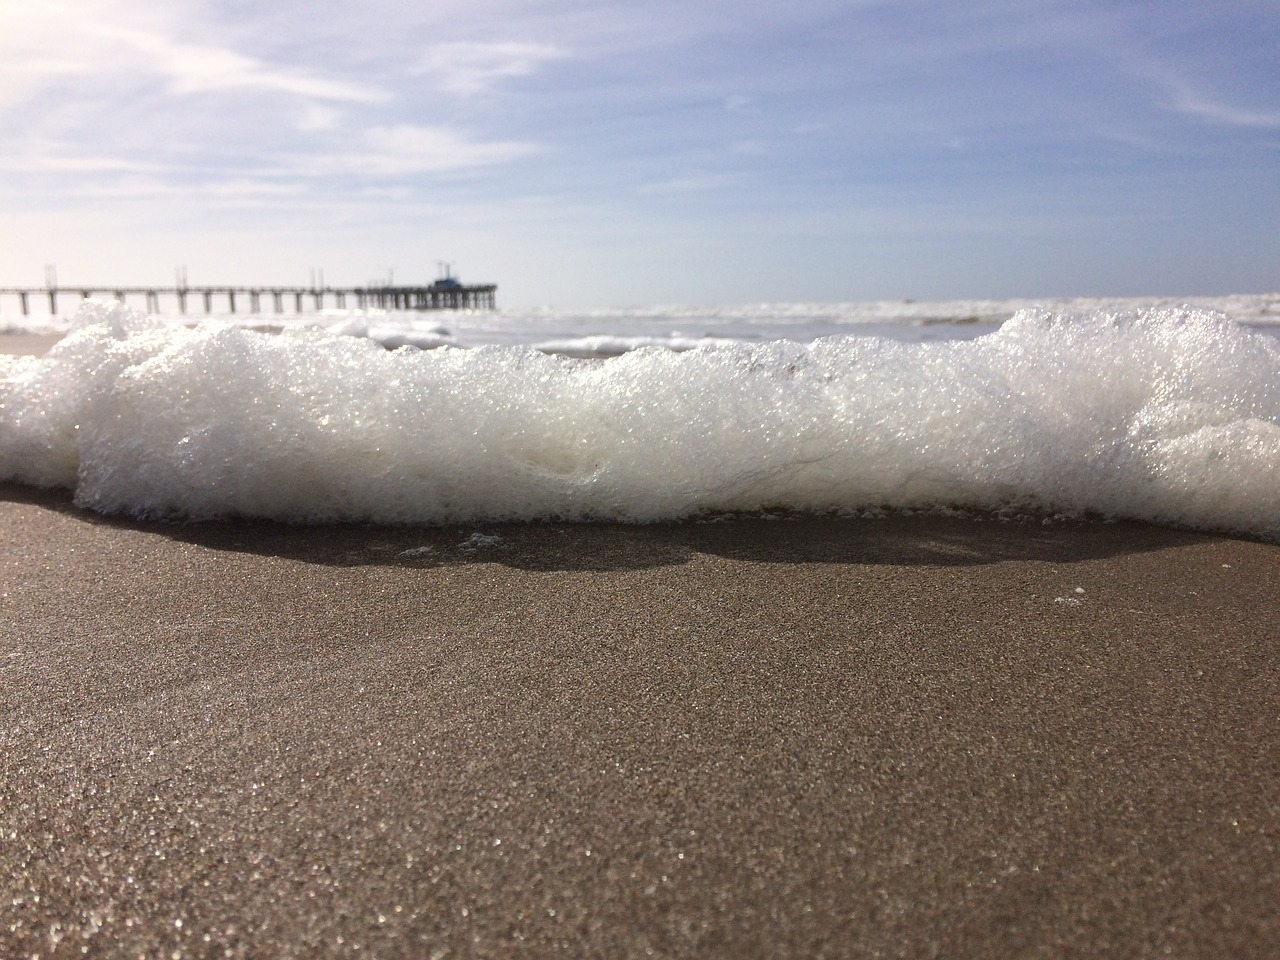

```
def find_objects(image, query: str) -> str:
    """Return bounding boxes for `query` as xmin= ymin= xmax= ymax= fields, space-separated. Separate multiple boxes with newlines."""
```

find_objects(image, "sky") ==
xmin=0 ymin=0 xmax=1277 ymax=307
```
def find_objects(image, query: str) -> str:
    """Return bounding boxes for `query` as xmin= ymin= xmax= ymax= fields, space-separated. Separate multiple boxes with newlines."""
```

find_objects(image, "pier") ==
xmin=0 ymin=282 xmax=497 ymax=316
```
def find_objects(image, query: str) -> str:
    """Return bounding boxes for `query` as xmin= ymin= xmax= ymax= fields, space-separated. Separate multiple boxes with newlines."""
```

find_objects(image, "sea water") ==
xmin=2 ymin=297 xmax=1278 ymax=536
xmin=6 ymin=292 xmax=1279 ymax=353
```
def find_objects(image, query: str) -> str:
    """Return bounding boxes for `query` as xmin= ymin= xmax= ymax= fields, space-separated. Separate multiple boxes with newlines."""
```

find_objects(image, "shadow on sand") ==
xmin=0 ymin=481 xmax=1233 ymax=574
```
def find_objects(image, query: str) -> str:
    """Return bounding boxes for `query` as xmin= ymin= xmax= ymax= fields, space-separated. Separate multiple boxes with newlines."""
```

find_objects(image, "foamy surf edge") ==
xmin=2 ymin=300 xmax=1278 ymax=537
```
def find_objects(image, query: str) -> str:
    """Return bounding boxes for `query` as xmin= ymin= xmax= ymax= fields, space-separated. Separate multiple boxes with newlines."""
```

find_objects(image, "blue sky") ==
xmin=1 ymin=0 xmax=1276 ymax=306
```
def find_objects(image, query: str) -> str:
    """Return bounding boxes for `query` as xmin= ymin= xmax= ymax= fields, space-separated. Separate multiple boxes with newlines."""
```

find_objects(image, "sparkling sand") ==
xmin=1 ymin=487 xmax=1277 ymax=958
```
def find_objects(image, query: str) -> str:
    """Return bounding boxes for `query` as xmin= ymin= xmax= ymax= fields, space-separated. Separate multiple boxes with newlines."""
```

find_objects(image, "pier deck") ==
xmin=0 ymin=284 xmax=497 ymax=316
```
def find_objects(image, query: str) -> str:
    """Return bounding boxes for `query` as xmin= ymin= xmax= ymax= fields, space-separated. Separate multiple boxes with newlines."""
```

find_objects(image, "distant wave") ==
xmin=3 ymin=292 xmax=1278 ymax=354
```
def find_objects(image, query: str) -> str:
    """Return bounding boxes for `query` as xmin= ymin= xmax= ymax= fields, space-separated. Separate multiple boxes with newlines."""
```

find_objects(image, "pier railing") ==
xmin=0 ymin=284 xmax=497 ymax=316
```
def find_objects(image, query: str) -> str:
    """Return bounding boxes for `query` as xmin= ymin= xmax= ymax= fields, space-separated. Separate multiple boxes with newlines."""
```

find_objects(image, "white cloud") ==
xmin=414 ymin=41 xmax=568 ymax=96
xmin=296 ymin=104 xmax=345 ymax=133
xmin=204 ymin=179 xmax=310 ymax=198
xmin=279 ymin=124 xmax=543 ymax=176
xmin=94 ymin=25 xmax=385 ymax=103
xmin=0 ymin=1 xmax=385 ymax=114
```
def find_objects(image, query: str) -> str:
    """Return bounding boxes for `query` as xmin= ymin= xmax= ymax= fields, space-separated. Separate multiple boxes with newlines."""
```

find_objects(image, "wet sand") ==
xmin=1 ymin=484 xmax=1277 ymax=958
xmin=0 ymin=332 xmax=65 ymax=357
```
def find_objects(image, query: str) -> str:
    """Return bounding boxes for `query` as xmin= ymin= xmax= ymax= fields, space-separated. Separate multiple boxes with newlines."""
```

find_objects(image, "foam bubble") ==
xmin=2 ymin=300 xmax=1278 ymax=536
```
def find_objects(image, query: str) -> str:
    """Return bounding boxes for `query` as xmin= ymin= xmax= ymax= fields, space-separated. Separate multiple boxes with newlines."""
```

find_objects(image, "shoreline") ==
xmin=2 ymin=484 xmax=1277 ymax=957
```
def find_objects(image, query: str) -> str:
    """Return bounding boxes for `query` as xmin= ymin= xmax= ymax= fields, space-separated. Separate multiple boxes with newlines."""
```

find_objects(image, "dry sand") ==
xmin=1 ymin=483 xmax=1277 ymax=959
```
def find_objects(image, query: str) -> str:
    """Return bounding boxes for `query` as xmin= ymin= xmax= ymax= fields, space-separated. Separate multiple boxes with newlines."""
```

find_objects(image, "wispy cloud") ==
xmin=0 ymin=1 xmax=385 ymax=114
xmin=94 ymin=25 xmax=385 ymax=103
xmin=637 ymin=173 xmax=743 ymax=195
xmin=295 ymin=104 xmax=345 ymax=133
xmin=0 ymin=138 xmax=164 ymax=174
xmin=278 ymin=124 xmax=543 ymax=177
xmin=1166 ymin=85 xmax=1280 ymax=129
xmin=413 ymin=41 xmax=568 ymax=96
xmin=53 ymin=177 xmax=309 ymax=203
xmin=1118 ymin=49 xmax=1280 ymax=130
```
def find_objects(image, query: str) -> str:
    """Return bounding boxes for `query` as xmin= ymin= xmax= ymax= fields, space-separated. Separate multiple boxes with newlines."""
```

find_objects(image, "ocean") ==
xmin=2 ymin=294 xmax=1279 ymax=537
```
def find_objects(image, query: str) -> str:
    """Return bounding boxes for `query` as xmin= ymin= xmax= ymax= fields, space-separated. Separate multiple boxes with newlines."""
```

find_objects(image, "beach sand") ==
xmin=0 ymin=333 xmax=65 ymax=357
xmin=1 ymin=484 xmax=1277 ymax=959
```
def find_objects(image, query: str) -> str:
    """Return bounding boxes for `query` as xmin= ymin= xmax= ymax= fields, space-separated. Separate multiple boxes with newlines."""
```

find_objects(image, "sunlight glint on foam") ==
xmin=1 ymin=300 xmax=1277 ymax=536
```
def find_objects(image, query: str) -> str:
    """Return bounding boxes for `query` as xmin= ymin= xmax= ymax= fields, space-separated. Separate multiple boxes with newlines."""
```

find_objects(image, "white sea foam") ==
xmin=2 ymin=299 xmax=1278 ymax=536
